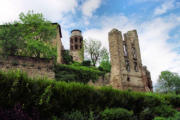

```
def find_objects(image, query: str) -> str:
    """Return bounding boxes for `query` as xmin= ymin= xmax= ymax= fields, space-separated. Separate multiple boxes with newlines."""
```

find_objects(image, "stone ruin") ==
xmin=108 ymin=28 xmax=152 ymax=92
xmin=0 ymin=22 xmax=153 ymax=92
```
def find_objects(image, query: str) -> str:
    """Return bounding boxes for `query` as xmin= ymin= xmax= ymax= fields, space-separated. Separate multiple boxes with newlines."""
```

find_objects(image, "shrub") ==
xmin=100 ymin=108 xmax=133 ymax=120
xmin=0 ymin=70 xmax=179 ymax=119
xmin=63 ymin=110 xmax=85 ymax=120
xmin=62 ymin=50 xmax=73 ymax=64
xmin=139 ymin=105 xmax=176 ymax=120
xmin=154 ymin=112 xmax=180 ymax=120
xmin=81 ymin=60 xmax=91 ymax=66
xmin=54 ymin=64 xmax=104 ymax=83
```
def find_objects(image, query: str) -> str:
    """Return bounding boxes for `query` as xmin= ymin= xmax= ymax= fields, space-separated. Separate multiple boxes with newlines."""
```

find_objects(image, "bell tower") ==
xmin=70 ymin=29 xmax=84 ymax=62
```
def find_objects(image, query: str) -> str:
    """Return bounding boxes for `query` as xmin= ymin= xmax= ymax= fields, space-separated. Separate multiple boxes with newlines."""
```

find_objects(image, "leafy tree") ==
xmin=62 ymin=50 xmax=73 ymax=64
xmin=0 ymin=11 xmax=57 ymax=58
xmin=84 ymin=39 xmax=108 ymax=66
xmin=99 ymin=48 xmax=111 ymax=72
xmin=0 ymin=23 xmax=25 ymax=55
xmin=155 ymin=71 xmax=180 ymax=94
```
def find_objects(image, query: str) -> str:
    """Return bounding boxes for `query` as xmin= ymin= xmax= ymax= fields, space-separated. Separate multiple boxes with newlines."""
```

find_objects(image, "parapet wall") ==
xmin=0 ymin=56 xmax=55 ymax=79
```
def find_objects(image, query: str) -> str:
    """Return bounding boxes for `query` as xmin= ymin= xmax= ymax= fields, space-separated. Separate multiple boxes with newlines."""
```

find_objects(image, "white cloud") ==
xmin=81 ymin=0 xmax=102 ymax=17
xmin=0 ymin=0 xmax=78 ymax=24
xmin=154 ymin=0 xmax=175 ymax=15
xmin=83 ymin=14 xmax=180 ymax=86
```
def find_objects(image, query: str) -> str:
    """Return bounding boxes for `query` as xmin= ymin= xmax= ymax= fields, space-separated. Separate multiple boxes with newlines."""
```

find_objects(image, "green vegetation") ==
xmin=100 ymin=108 xmax=134 ymax=120
xmin=155 ymin=70 xmax=180 ymax=94
xmin=0 ymin=11 xmax=57 ymax=58
xmin=62 ymin=50 xmax=73 ymax=64
xmin=84 ymin=39 xmax=109 ymax=66
xmin=54 ymin=64 xmax=104 ymax=83
xmin=0 ymin=70 xmax=180 ymax=119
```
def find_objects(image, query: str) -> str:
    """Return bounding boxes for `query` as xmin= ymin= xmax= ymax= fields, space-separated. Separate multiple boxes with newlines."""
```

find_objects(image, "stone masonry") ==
xmin=108 ymin=28 xmax=152 ymax=92
xmin=70 ymin=29 xmax=84 ymax=62
xmin=51 ymin=23 xmax=63 ymax=64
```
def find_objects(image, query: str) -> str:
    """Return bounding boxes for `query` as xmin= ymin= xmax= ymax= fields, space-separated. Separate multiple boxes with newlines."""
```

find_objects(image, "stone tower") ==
xmin=70 ymin=29 xmax=84 ymax=62
xmin=109 ymin=28 xmax=152 ymax=92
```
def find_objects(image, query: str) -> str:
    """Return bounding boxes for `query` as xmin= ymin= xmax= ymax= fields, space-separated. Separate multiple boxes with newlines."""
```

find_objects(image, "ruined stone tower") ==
xmin=70 ymin=29 xmax=84 ymax=62
xmin=109 ymin=29 xmax=152 ymax=92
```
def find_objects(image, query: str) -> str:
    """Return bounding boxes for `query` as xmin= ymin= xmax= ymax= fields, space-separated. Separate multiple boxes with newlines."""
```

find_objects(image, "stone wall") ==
xmin=0 ymin=56 xmax=55 ymax=79
xmin=51 ymin=23 xmax=63 ymax=64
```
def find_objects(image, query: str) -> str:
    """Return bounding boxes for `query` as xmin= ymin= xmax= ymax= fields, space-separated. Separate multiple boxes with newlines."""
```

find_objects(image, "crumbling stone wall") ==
xmin=0 ymin=56 xmax=55 ymax=79
xmin=108 ymin=28 xmax=153 ymax=92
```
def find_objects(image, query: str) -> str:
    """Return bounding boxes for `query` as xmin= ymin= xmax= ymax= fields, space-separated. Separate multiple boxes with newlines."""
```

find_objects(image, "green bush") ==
xmin=81 ymin=60 xmax=91 ymax=66
xmin=139 ymin=105 xmax=176 ymax=120
xmin=63 ymin=110 xmax=85 ymax=120
xmin=100 ymin=108 xmax=133 ymax=120
xmin=154 ymin=112 xmax=180 ymax=120
xmin=154 ymin=117 xmax=166 ymax=120
xmin=62 ymin=50 xmax=73 ymax=64
xmin=54 ymin=64 xmax=104 ymax=83
xmin=0 ymin=70 xmax=179 ymax=119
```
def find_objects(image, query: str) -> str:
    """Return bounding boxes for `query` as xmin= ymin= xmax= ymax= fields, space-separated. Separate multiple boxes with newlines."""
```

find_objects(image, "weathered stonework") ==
xmin=51 ymin=23 xmax=63 ymax=64
xmin=0 ymin=56 xmax=55 ymax=79
xmin=108 ymin=28 xmax=153 ymax=92
xmin=70 ymin=29 xmax=84 ymax=62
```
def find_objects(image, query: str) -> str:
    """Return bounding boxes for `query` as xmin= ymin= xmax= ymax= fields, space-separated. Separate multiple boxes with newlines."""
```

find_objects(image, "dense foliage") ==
xmin=100 ymin=108 xmax=134 ymax=120
xmin=54 ymin=64 xmax=104 ymax=83
xmin=156 ymin=70 xmax=180 ymax=94
xmin=0 ymin=11 xmax=57 ymax=58
xmin=0 ymin=70 xmax=179 ymax=119
xmin=62 ymin=50 xmax=73 ymax=64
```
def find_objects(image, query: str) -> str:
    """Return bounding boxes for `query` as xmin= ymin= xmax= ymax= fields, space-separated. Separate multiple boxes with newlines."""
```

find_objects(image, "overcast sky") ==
xmin=0 ymin=0 xmax=180 ymax=85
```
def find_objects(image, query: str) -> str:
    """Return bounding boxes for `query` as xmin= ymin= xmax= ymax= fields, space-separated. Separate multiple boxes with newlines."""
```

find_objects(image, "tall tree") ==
xmin=155 ymin=70 xmax=180 ymax=94
xmin=84 ymin=39 xmax=109 ymax=66
xmin=99 ymin=48 xmax=111 ymax=72
xmin=0 ymin=11 xmax=57 ymax=58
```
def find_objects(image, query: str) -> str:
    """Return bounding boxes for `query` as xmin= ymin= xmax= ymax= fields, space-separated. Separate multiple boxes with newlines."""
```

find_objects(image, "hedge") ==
xmin=0 ymin=70 xmax=178 ymax=119
xmin=100 ymin=108 xmax=134 ymax=120
xmin=54 ymin=64 xmax=105 ymax=83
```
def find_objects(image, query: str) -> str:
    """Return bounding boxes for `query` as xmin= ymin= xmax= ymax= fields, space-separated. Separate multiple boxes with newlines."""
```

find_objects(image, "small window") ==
xmin=127 ymin=77 xmax=130 ymax=82
xmin=134 ymin=62 xmax=138 ymax=72
xmin=75 ymin=45 xmax=78 ymax=50
xmin=125 ymin=60 xmax=130 ymax=72
xmin=75 ymin=37 xmax=77 ymax=42
xmin=132 ymin=47 xmax=137 ymax=59
xmin=80 ymin=45 xmax=82 ymax=49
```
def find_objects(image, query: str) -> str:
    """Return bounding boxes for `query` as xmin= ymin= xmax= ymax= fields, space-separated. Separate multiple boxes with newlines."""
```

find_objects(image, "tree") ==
xmin=0 ymin=11 xmax=57 ymax=58
xmin=155 ymin=70 xmax=180 ymax=94
xmin=84 ymin=39 xmax=108 ymax=66
xmin=0 ymin=23 xmax=25 ymax=55
xmin=99 ymin=48 xmax=111 ymax=72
